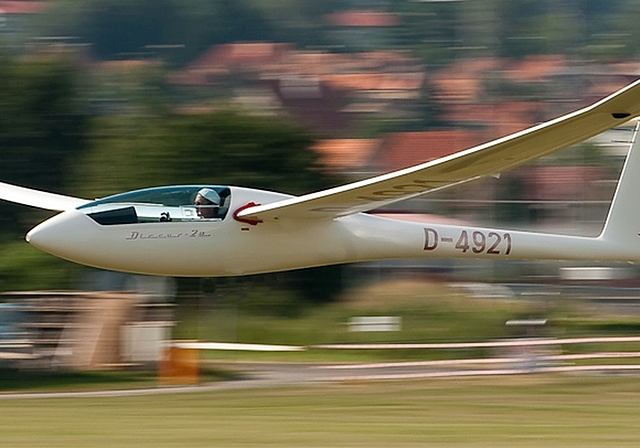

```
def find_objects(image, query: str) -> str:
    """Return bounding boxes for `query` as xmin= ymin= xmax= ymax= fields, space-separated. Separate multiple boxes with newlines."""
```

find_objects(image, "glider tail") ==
xmin=599 ymin=122 xmax=640 ymax=258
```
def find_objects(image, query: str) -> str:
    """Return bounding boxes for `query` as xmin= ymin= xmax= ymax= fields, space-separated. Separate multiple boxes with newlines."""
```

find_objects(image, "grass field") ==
xmin=2 ymin=374 xmax=640 ymax=447
xmin=3 ymin=278 xmax=640 ymax=446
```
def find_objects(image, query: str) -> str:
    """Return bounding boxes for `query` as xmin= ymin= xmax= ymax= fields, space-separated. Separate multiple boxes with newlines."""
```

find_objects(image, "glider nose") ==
xmin=26 ymin=210 xmax=93 ymax=260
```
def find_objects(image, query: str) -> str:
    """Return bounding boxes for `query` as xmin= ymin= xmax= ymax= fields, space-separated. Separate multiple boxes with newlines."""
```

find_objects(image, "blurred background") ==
xmin=2 ymin=0 xmax=640 ymax=364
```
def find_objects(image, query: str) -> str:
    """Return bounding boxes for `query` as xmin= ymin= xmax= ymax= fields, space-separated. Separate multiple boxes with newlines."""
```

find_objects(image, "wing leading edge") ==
xmin=238 ymin=79 xmax=640 ymax=222
xmin=0 ymin=182 xmax=89 ymax=211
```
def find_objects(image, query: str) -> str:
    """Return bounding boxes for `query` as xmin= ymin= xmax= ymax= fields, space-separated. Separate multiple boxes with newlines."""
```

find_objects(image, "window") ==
xmin=78 ymin=186 xmax=231 ymax=225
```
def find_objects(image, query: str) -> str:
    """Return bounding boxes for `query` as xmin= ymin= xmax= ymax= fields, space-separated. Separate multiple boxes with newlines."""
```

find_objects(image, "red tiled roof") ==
xmin=321 ymin=73 xmax=424 ymax=92
xmin=325 ymin=11 xmax=400 ymax=27
xmin=525 ymin=166 xmax=604 ymax=200
xmin=586 ymin=79 xmax=636 ymax=101
xmin=444 ymin=102 xmax=545 ymax=141
xmin=490 ymin=102 xmax=545 ymax=137
xmin=504 ymin=55 xmax=566 ymax=82
xmin=436 ymin=58 xmax=502 ymax=78
xmin=97 ymin=60 xmax=158 ymax=72
xmin=313 ymin=139 xmax=379 ymax=170
xmin=375 ymin=130 xmax=483 ymax=171
xmin=433 ymin=77 xmax=482 ymax=102
xmin=432 ymin=58 xmax=502 ymax=102
xmin=0 ymin=1 xmax=48 ymax=14
xmin=189 ymin=42 xmax=292 ymax=71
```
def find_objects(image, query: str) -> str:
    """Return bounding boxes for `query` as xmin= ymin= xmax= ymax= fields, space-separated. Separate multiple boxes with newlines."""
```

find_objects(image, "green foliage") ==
xmin=175 ymin=279 xmax=534 ymax=347
xmin=0 ymin=53 xmax=88 ymax=238
xmin=388 ymin=0 xmax=640 ymax=62
xmin=482 ymin=77 xmax=547 ymax=102
xmin=0 ymin=53 xmax=87 ymax=192
xmin=494 ymin=176 xmax=530 ymax=224
xmin=27 ymin=0 xmax=640 ymax=66
xmin=0 ymin=53 xmax=73 ymax=278
xmin=0 ymin=51 xmax=341 ymax=298
xmin=392 ymin=1 xmax=462 ymax=66
xmin=0 ymin=369 xmax=156 ymax=392
xmin=0 ymin=240 xmax=81 ymax=292
xmin=237 ymin=285 xmax=305 ymax=318
xmin=75 ymin=110 xmax=330 ymax=197
xmin=39 ymin=0 xmax=279 ymax=66
xmin=277 ymin=265 xmax=344 ymax=305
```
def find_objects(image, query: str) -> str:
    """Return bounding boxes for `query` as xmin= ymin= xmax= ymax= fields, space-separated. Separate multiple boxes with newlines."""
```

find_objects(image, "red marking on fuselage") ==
xmin=233 ymin=202 xmax=263 ymax=226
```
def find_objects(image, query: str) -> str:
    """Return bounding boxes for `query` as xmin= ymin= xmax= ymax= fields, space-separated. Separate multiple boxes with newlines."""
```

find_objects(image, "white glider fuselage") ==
xmin=25 ymin=183 xmax=640 ymax=277
xmin=7 ymin=79 xmax=640 ymax=277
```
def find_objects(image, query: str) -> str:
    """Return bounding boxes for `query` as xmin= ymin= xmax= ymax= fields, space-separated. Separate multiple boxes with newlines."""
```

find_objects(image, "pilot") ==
xmin=194 ymin=188 xmax=221 ymax=219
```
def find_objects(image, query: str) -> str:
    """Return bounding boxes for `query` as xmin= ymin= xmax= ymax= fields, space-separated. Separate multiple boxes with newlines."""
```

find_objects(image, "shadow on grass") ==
xmin=0 ymin=368 xmax=156 ymax=392
xmin=0 ymin=367 xmax=237 ymax=393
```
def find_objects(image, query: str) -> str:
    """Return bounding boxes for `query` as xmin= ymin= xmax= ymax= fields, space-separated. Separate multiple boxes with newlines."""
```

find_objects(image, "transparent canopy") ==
xmin=77 ymin=186 xmax=231 ymax=225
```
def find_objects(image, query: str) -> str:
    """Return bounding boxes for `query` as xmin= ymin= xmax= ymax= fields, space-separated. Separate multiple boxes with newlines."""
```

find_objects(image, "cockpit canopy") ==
xmin=77 ymin=186 xmax=231 ymax=225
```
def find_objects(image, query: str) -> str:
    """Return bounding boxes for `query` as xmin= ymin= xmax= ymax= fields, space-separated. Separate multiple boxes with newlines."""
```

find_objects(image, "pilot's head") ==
xmin=195 ymin=188 xmax=221 ymax=218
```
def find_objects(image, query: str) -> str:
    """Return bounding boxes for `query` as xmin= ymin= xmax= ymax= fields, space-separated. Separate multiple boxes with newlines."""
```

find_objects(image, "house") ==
xmin=324 ymin=11 xmax=400 ymax=51
xmin=371 ymin=130 xmax=483 ymax=172
xmin=0 ymin=1 xmax=48 ymax=36
xmin=503 ymin=54 xmax=566 ymax=83
xmin=312 ymin=138 xmax=379 ymax=173
xmin=169 ymin=42 xmax=293 ymax=86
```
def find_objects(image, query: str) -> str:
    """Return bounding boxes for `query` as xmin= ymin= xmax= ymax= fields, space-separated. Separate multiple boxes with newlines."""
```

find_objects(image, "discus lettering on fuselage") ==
xmin=77 ymin=186 xmax=231 ymax=225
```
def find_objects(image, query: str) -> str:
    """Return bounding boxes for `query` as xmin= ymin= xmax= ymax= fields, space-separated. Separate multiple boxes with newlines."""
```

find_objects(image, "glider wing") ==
xmin=0 ymin=182 xmax=90 ymax=211
xmin=238 ymin=79 xmax=640 ymax=222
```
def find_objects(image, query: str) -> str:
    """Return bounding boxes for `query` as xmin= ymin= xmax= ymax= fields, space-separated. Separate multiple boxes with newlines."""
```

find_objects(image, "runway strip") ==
xmin=0 ymin=378 xmax=283 ymax=400
xmin=318 ymin=364 xmax=640 ymax=382
xmin=315 ymin=352 xmax=640 ymax=370
xmin=3 ymin=353 xmax=640 ymax=399
xmin=313 ymin=336 xmax=640 ymax=350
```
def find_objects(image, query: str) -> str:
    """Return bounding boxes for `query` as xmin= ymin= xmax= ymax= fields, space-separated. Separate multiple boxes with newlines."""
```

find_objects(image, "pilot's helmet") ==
xmin=196 ymin=188 xmax=221 ymax=206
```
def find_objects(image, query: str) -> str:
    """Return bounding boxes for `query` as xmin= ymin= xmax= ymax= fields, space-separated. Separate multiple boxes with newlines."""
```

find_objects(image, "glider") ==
xmin=3 ymin=79 xmax=640 ymax=276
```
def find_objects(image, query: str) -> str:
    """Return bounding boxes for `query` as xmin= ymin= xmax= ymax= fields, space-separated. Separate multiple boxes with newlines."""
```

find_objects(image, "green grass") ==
xmin=2 ymin=279 xmax=640 ymax=445
xmin=1 ymin=375 xmax=640 ymax=447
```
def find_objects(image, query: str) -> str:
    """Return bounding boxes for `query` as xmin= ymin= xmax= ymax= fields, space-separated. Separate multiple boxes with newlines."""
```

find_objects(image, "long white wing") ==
xmin=238 ymin=79 xmax=640 ymax=222
xmin=0 ymin=182 xmax=89 ymax=211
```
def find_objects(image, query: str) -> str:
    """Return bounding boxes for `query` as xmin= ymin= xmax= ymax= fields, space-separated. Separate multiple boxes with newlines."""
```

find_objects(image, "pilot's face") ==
xmin=195 ymin=194 xmax=218 ymax=218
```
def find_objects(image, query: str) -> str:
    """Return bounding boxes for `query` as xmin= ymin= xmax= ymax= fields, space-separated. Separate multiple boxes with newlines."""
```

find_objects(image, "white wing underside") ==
xmin=0 ymin=182 xmax=89 ymax=211
xmin=238 ymin=79 xmax=640 ymax=222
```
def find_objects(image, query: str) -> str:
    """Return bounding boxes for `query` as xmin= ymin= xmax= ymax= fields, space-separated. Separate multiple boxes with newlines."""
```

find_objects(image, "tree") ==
xmin=0 ymin=53 xmax=88 ymax=233
xmin=37 ymin=0 xmax=279 ymax=66
xmin=0 ymin=54 xmax=87 ymax=190
xmin=0 ymin=53 xmax=89 ymax=290
xmin=74 ymin=110 xmax=333 ymax=197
